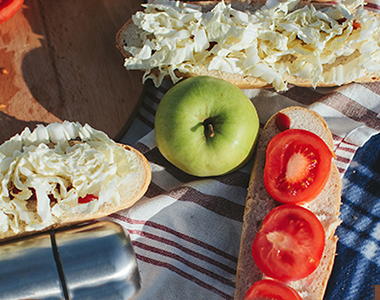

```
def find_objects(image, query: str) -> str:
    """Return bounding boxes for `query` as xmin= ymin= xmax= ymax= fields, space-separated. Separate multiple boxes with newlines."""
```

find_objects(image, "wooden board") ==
xmin=0 ymin=0 xmax=144 ymax=144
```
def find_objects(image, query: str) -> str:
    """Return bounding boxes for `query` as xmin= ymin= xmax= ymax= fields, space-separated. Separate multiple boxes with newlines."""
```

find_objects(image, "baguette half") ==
xmin=116 ymin=0 xmax=380 ymax=91
xmin=0 ymin=121 xmax=151 ymax=241
xmin=234 ymin=106 xmax=342 ymax=300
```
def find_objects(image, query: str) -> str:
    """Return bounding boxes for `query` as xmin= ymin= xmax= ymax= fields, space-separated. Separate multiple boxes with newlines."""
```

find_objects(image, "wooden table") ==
xmin=0 ymin=0 xmax=145 ymax=144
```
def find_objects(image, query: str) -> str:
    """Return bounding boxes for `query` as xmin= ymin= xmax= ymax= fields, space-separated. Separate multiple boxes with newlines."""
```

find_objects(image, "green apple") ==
xmin=154 ymin=76 xmax=260 ymax=177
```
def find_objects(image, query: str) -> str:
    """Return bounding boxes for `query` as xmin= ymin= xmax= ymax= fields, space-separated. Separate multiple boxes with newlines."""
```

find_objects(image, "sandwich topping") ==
xmin=0 ymin=122 xmax=140 ymax=234
xmin=124 ymin=0 xmax=380 ymax=91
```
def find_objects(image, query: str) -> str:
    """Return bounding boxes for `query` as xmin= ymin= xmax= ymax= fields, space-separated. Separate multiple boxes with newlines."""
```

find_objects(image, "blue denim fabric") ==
xmin=325 ymin=133 xmax=380 ymax=300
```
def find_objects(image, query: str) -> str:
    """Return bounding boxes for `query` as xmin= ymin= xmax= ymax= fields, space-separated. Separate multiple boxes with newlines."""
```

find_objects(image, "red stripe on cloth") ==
xmin=280 ymin=86 xmax=380 ymax=130
xmin=333 ymin=135 xmax=358 ymax=154
xmin=128 ymin=229 xmax=237 ymax=275
xmin=335 ymin=155 xmax=352 ymax=165
xmin=318 ymin=92 xmax=380 ymax=131
xmin=336 ymin=146 xmax=357 ymax=154
xmin=135 ymin=253 xmax=234 ymax=300
xmin=133 ymin=241 xmax=235 ymax=287
xmin=337 ymin=166 xmax=346 ymax=174
xmin=333 ymin=134 xmax=344 ymax=142
xmin=331 ymin=134 xmax=358 ymax=175
xmin=110 ymin=213 xmax=238 ymax=262
xmin=333 ymin=135 xmax=358 ymax=151
xmin=145 ymin=182 xmax=245 ymax=222
xmin=361 ymin=82 xmax=380 ymax=95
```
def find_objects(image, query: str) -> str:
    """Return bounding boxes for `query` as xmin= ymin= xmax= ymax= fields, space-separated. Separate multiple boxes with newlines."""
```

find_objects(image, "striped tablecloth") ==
xmin=108 ymin=2 xmax=380 ymax=299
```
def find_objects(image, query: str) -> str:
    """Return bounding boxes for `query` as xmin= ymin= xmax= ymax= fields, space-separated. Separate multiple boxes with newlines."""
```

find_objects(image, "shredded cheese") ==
xmin=124 ymin=0 xmax=380 ymax=91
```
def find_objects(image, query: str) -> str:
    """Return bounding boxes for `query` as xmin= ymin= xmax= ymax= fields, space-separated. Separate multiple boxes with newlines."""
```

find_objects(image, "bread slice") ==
xmin=0 ymin=123 xmax=151 ymax=241
xmin=234 ymin=107 xmax=342 ymax=300
xmin=116 ymin=0 xmax=380 ymax=90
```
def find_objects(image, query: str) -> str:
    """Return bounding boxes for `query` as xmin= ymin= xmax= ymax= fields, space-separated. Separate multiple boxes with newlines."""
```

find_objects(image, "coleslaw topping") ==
xmin=0 ymin=122 xmax=140 ymax=234
xmin=124 ymin=0 xmax=380 ymax=91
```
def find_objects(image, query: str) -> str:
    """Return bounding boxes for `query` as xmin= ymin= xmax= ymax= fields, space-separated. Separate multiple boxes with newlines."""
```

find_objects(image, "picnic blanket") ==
xmin=108 ymin=1 xmax=380 ymax=299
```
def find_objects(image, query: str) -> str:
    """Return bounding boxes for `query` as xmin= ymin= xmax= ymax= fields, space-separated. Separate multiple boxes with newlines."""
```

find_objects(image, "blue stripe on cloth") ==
xmin=325 ymin=133 xmax=380 ymax=300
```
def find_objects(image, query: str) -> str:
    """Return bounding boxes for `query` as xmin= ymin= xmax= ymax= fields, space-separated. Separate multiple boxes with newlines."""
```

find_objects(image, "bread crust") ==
xmin=0 ymin=143 xmax=151 ymax=242
xmin=116 ymin=0 xmax=380 ymax=89
xmin=234 ymin=106 xmax=342 ymax=300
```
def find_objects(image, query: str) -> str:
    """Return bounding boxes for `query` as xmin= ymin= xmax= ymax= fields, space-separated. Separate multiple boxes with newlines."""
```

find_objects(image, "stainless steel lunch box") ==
xmin=0 ymin=221 xmax=141 ymax=300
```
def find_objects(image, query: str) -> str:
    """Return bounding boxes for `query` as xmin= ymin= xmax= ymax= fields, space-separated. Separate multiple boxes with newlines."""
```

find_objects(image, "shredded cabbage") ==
xmin=0 ymin=122 xmax=140 ymax=234
xmin=124 ymin=0 xmax=380 ymax=91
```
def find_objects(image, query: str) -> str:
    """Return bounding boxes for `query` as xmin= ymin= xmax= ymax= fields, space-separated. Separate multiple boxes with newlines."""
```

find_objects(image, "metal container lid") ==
xmin=0 ymin=221 xmax=140 ymax=300
xmin=55 ymin=221 xmax=141 ymax=300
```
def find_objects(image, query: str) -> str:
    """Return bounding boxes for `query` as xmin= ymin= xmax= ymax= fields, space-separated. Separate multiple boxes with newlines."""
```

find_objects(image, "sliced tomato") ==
xmin=244 ymin=279 xmax=302 ymax=300
xmin=252 ymin=204 xmax=325 ymax=282
xmin=275 ymin=112 xmax=291 ymax=132
xmin=264 ymin=129 xmax=332 ymax=204
xmin=0 ymin=0 xmax=24 ymax=24
xmin=78 ymin=194 xmax=98 ymax=204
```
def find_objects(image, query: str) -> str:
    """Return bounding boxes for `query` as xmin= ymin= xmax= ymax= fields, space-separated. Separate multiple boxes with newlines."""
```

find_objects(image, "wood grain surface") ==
xmin=0 ymin=0 xmax=144 ymax=143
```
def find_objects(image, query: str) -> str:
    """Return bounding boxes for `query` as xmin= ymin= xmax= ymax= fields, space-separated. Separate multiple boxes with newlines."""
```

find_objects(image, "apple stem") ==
xmin=207 ymin=123 xmax=215 ymax=138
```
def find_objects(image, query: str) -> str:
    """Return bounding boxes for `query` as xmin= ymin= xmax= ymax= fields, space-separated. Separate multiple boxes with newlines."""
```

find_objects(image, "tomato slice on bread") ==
xmin=264 ymin=129 xmax=332 ymax=204
xmin=244 ymin=279 xmax=302 ymax=300
xmin=252 ymin=204 xmax=325 ymax=282
xmin=0 ymin=0 xmax=24 ymax=24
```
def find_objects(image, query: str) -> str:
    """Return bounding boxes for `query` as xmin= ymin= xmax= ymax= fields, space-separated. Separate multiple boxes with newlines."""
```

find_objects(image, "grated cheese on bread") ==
xmin=116 ymin=0 xmax=380 ymax=91
xmin=0 ymin=122 xmax=151 ymax=241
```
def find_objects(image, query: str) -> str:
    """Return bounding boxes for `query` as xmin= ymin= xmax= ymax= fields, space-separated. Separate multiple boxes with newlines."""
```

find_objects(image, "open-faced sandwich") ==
xmin=116 ymin=0 xmax=380 ymax=91
xmin=0 ymin=121 xmax=151 ymax=240
xmin=235 ymin=106 xmax=342 ymax=300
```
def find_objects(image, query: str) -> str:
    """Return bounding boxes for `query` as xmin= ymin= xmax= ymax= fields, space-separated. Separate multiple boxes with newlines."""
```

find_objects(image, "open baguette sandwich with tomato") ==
xmin=234 ymin=106 xmax=342 ymax=300
xmin=0 ymin=121 xmax=151 ymax=241
xmin=116 ymin=0 xmax=380 ymax=91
